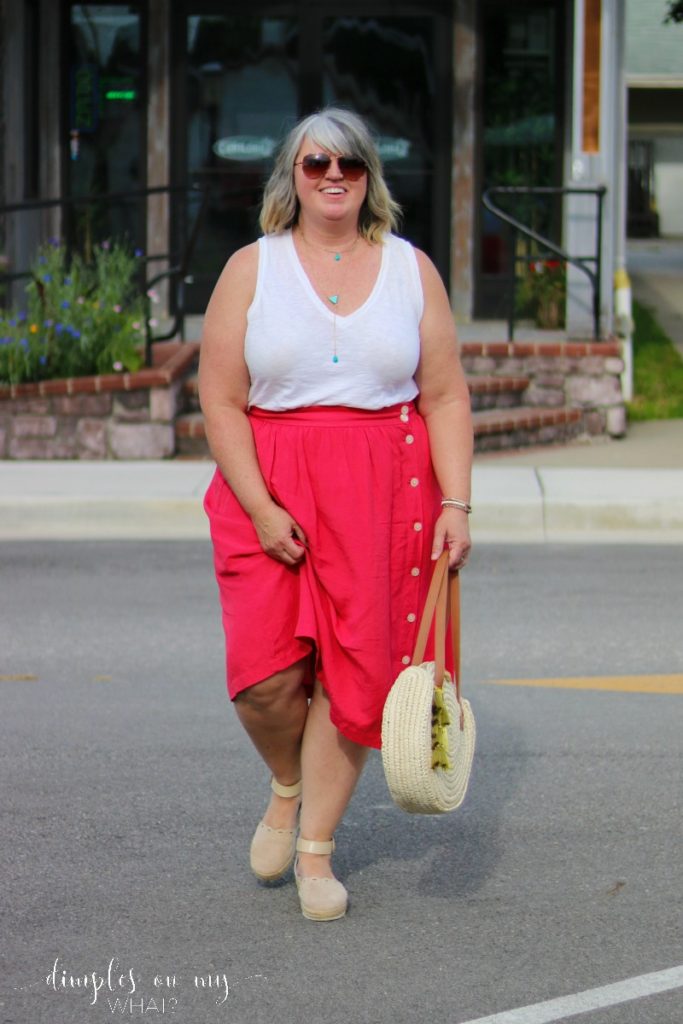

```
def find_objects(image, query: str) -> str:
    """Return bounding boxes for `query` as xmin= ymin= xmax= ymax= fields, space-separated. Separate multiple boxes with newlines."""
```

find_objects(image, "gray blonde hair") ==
xmin=260 ymin=107 xmax=401 ymax=243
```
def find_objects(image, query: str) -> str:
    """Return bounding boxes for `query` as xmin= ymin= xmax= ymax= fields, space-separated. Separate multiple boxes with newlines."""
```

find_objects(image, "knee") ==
xmin=235 ymin=660 xmax=307 ymax=713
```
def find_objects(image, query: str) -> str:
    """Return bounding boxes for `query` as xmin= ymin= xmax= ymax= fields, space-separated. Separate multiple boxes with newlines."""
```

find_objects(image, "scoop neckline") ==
xmin=285 ymin=229 xmax=388 ymax=324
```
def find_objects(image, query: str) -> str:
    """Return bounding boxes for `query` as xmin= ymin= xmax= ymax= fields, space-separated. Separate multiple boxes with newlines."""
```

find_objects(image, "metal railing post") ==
xmin=482 ymin=184 xmax=607 ymax=342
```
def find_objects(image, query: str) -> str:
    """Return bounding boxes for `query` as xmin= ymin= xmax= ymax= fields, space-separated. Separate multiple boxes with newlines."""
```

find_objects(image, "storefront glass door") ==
xmin=176 ymin=3 xmax=451 ymax=312
xmin=182 ymin=14 xmax=298 ymax=310
xmin=321 ymin=15 xmax=448 ymax=260
xmin=476 ymin=1 xmax=565 ymax=317
xmin=67 ymin=3 xmax=145 ymax=253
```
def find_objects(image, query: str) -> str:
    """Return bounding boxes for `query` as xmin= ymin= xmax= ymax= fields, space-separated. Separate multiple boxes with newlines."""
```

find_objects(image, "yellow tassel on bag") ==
xmin=431 ymin=686 xmax=453 ymax=770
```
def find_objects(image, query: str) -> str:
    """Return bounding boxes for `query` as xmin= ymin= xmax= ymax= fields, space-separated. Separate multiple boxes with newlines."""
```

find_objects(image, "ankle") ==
xmin=296 ymin=850 xmax=334 ymax=878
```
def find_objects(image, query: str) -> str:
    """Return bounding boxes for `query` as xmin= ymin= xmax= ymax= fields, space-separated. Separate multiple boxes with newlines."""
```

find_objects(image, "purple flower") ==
xmin=61 ymin=300 xmax=70 ymax=309
xmin=19 ymin=338 xmax=29 ymax=350
xmin=18 ymin=311 xmax=27 ymax=321
xmin=8 ymin=318 xmax=16 ymax=327
xmin=49 ymin=237 xmax=60 ymax=247
xmin=134 ymin=248 xmax=143 ymax=258
xmin=71 ymin=329 xmax=81 ymax=339
xmin=39 ymin=354 xmax=47 ymax=365
xmin=65 ymin=276 xmax=72 ymax=285
xmin=101 ymin=239 xmax=111 ymax=251
xmin=44 ymin=319 xmax=54 ymax=328
xmin=55 ymin=323 xmax=64 ymax=334
xmin=113 ymin=304 xmax=122 ymax=314
xmin=38 ymin=256 xmax=47 ymax=266
xmin=43 ymin=274 xmax=52 ymax=283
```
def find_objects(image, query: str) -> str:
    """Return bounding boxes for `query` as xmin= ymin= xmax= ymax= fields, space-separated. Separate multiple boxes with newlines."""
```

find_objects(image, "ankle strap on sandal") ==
xmin=296 ymin=837 xmax=335 ymax=855
xmin=271 ymin=778 xmax=302 ymax=798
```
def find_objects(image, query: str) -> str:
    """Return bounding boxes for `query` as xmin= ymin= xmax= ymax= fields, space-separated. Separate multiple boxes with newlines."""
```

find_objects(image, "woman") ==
xmin=199 ymin=107 xmax=472 ymax=923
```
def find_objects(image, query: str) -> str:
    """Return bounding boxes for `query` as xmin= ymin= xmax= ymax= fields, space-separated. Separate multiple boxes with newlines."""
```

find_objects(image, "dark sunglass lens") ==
xmin=338 ymin=157 xmax=367 ymax=180
xmin=301 ymin=155 xmax=331 ymax=178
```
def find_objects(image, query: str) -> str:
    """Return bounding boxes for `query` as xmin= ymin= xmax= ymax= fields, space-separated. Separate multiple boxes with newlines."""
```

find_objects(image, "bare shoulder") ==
xmin=216 ymin=240 xmax=259 ymax=292
xmin=412 ymin=246 xmax=447 ymax=294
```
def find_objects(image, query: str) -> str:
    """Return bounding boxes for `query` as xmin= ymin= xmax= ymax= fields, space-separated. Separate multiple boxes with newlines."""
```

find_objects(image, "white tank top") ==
xmin=245 ymin=231 xmax=423 ymax=410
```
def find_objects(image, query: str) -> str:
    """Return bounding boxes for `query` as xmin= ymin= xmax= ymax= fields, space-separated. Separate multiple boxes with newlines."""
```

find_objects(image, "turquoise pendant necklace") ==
xmin=328 ymin=294 xmax=340 ymax=362
xmin=298 ymin=229 xmax=360 ymax=363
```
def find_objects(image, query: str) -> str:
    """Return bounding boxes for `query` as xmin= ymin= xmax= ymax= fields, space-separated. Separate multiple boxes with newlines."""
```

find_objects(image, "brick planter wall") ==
xmin=0 ymin=342 xmax=198 ymax=459
xmin=461 ymin=340 xmax=627 ymax=439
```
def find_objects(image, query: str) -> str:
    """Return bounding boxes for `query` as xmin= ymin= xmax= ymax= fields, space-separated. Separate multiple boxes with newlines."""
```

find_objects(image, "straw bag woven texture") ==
xmin=381 ymin=552 xmax=475 ymax=814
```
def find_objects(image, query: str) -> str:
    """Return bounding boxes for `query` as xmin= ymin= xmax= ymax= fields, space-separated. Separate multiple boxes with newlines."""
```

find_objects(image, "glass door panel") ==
xmin=177 ymin=3 xmax=451 ymax=312
xmin=322 ymin=15 xmax=444 ymax=266
xmin=68 ymin=3 xmax=144 ymax=253
xmin=476 ymin=2 xmax=564 ymax=316
xmin=184 ymin=13 xmax=298 ymax=309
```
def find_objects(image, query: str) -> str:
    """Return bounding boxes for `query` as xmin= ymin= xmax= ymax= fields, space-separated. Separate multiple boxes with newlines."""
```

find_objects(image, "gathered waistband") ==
xmin=248 ymin=402 xmax=417 ymax=426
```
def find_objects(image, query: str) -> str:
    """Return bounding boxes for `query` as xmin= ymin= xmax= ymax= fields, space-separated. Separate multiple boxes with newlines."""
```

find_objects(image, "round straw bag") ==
xmin=381 ymin=552 xmax=475 ymax=814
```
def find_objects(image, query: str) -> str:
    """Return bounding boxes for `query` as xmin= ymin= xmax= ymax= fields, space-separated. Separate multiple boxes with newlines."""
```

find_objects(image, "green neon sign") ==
xmin=105 ymin=89 xmax=137 ymax=101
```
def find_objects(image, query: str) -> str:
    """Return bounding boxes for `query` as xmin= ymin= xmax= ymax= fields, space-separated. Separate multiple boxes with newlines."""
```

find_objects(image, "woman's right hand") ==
xmin=251 ymin=501 xmax=307 ymax=565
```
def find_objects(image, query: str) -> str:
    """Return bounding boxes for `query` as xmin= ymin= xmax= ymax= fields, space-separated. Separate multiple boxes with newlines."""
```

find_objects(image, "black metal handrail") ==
xmin=482 ymin=184 xmax=607 ymax=340
xmin=0 ymin=183 xmax=210 ymax=365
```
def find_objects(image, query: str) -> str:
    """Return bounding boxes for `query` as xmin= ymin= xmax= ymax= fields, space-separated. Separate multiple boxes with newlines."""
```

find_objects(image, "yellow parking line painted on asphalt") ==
xmin=483 ymin=674 xmax=683 ymax=694
xmin=0 ymin=674 xmax=38 ymax=682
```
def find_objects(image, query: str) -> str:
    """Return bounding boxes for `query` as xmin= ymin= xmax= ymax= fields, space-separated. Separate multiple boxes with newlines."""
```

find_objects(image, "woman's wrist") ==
xmin=440 ymin=497 xmax=472 ymax=515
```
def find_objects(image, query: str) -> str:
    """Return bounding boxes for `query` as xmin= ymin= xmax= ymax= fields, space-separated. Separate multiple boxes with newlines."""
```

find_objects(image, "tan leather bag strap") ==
xmin=411 ymin=551 xmax=461 ymax=703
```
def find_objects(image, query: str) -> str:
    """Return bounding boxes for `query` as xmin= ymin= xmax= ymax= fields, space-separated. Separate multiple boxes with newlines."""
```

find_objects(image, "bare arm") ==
xmin=413 ymin=249 xmax=473 ymax=569
xmin=198 ymin=243 xmax=306 ymax=564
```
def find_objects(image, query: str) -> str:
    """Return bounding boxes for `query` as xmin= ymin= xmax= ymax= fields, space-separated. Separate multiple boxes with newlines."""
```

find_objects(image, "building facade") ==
xmin=626 ymin=0 xmax=683 ymax=237
xmin=1 ymin=0 xmax=627 ymax=337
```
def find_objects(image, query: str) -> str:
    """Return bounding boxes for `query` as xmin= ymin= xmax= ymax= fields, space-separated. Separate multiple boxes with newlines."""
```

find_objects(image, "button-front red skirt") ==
xmin=204 ymin=401 xmax=450 ymax=749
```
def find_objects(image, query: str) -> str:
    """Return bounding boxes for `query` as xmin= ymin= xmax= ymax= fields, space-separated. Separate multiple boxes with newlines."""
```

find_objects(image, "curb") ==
xmin=1 ymin=462 xmax=683 ymax=542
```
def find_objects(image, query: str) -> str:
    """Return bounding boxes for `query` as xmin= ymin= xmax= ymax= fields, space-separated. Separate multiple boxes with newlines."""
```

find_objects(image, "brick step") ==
xmin=181 ymin=374 xmax=200 ymax=412
xmin=174 ymin=411 xmax=209 ymax=457
xmin=175 ymin=404 xmax=585 ymax=456
xmin=468 ymin=375 xmax=529 ymax=411
xmin=180 ymin=373 xmax=532 ymax=415
xmin=473 ymin=405 xmax=584 ymax=451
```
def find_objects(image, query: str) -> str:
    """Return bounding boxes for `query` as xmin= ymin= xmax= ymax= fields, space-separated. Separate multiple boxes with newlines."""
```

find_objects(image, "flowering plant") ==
xmin=516 ymin=258 xmax=566 ymax=328
xmin=0 ymin=239 xmax=147 ymax=385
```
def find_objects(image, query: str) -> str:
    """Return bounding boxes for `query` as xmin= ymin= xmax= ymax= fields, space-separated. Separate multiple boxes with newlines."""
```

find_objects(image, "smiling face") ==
xmin=293 ymin=136 xmax=368 ymax=230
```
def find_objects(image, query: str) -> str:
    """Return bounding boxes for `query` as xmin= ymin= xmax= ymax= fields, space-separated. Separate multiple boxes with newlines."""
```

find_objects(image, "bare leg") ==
xmin=296 ymin=680 xmax=369 ymax=879
xmin=234 ymin=657 xmax=309 ymax=829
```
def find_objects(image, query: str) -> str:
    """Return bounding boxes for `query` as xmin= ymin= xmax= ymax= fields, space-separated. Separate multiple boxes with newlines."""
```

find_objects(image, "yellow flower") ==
xmin=29 ymin=323 xmax=39 ymax=333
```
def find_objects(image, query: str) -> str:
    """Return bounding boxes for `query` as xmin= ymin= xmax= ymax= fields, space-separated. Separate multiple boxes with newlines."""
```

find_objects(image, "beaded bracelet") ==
xmin=441 ymin=498 xmax=472 ymax=514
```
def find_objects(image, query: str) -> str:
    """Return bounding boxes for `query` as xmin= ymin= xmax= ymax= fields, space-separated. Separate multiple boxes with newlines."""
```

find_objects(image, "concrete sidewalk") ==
xmin=0 ymin=419 xmax=681 ymax=542
xmin=471 ymin=419 xmax=683 ymax=542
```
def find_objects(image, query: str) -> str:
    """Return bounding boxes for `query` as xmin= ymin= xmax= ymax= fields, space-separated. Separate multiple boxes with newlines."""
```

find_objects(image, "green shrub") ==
xmin=516 ymin=259 xmax=566 ymax=329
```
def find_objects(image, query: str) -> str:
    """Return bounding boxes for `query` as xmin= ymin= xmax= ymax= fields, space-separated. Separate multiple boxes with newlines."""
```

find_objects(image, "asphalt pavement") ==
xmin=1 ymin=542 xmax=682 ymax=1024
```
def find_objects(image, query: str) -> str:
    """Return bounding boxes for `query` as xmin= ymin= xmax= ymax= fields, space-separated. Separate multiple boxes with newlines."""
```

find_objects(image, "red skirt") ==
xmin=203 ymin=401 xmax=451 ymax=749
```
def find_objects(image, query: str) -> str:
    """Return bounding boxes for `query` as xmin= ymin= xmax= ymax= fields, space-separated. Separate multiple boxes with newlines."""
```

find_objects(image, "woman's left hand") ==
xmin=431 ymin=507 xmax=471 ymax=571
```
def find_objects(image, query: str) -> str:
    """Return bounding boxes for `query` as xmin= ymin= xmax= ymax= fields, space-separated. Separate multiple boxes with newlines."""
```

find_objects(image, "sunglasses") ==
xmin=294 ymin=153 xmax=368 ymax=182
